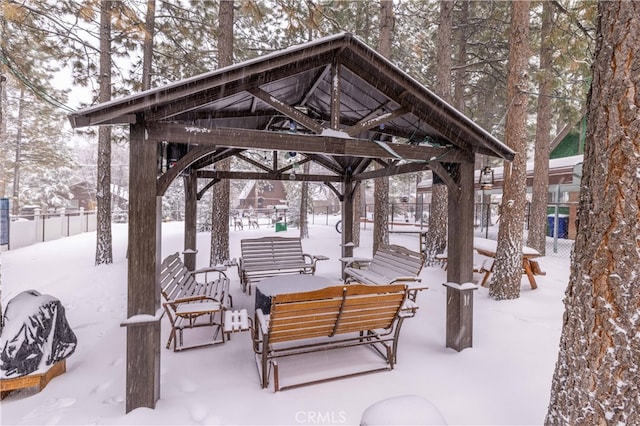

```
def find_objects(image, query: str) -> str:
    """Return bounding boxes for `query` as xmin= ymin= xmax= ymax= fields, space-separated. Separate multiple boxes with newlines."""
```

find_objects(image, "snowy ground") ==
xmin=1 ymin=222 xmax=570 ymax=425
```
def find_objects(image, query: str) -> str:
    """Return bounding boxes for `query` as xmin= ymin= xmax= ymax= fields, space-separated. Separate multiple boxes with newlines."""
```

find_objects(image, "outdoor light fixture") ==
xmin=479 ymin=166 xmax=494 ymax=190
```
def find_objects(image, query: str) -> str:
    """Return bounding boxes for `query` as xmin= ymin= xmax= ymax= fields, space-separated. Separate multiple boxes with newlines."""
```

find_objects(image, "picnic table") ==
xmin=389 ymin=228 xmax=428 ymax=255
xmin=437 ymin=238 xmax=545 ymax=289
xmin=472 ymin=237 xmax=545 ymax=289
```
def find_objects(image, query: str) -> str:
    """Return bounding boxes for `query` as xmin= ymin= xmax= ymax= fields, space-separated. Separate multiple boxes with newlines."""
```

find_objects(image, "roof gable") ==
xmin=68 ymin=32 xmax=513 ymax=161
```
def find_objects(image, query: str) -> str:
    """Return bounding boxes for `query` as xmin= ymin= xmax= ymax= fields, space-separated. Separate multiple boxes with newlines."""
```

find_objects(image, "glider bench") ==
xmin=238 ymin=236 xmax=328 ymax=295
xmin=161 ymin=252 xmax=247 ymax=351
xmin=343 ymin=244 xmax=425 ymax=300
xmin=251 ymin=283 xmax=424 ymax=392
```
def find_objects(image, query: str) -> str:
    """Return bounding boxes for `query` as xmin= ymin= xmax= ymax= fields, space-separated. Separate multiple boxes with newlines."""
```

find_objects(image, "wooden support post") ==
xmin=183 ymin=171 xmax=197 ymax=271
xmin=445 ymin=160 xmax=476 ymax=351
xmin=125 ymin=120 xmax=161 ymax=412
xmin=341 ymin=178 xmax=354 ymax=279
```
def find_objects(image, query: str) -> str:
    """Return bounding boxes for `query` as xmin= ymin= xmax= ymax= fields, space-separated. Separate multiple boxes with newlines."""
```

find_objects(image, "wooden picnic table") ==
xmin=389 ymin=228 xmax=428 ymax=255
xmin=472 ymin=237 xmax=545 ymax=289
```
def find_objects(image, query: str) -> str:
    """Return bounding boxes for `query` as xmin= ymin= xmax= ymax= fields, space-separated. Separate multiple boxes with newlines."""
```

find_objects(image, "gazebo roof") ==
xmin=68 ymin=32 xmax=513 ymax=176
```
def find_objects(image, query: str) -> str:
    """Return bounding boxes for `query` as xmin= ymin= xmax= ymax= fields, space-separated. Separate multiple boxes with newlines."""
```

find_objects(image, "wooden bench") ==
xmin=251 ymin=283 xmax=421 ymax=392
xmin=160 ymin=252 xmax=232 ymax=351
xmin=344 ymin=244 xmax=425 ymax=288
xmin=238 ymin=237 xmax=328 ymax=295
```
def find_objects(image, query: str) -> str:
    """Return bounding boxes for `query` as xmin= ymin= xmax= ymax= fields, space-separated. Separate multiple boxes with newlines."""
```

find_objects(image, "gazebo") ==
xmin=68 ymin=32 xmax=514 ymax=412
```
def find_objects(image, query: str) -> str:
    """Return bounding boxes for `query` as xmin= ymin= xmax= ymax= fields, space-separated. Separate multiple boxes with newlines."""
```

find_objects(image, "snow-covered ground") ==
xmin=1 ymin=222 xmax=570 ymax=425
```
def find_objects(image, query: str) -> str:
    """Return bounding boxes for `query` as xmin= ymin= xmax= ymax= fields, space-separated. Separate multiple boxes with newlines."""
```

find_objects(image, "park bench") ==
xmin=160 ymin=252 xmax=234 ymax=351
xmin=238 ymin=236 xmax=328 ymax=295
xmin=343 ymin=244 xmax=425 ymax=296
xmin=251 ymin=283 xmax=423 ymax=392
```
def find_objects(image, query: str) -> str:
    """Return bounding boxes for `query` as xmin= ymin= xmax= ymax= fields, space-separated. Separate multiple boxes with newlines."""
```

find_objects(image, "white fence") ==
xmin=5 ymin=209 xmax=97 ymax=250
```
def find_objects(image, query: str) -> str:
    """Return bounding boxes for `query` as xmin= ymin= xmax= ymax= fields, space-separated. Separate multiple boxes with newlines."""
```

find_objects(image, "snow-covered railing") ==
xmin=5 ymin=208 xmax=97 ymax=250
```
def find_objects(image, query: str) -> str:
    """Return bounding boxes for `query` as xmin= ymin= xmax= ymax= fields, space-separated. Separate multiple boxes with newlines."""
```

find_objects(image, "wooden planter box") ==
xmin=0 ymin=359 xmax=66 ymax=399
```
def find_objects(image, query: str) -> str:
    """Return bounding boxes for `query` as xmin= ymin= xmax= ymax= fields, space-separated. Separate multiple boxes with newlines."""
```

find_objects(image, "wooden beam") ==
xmin=345 ymin=107 xmax=408 ymax=137
xmin=235 ymin=153 xmax=272 ymax=173
xmin=429 ymin=161 xmax=461 ymax=198
xmin=330 ymin=58 xmax=341 ymax=130
xmin=197 ymin=179 xmax=219 ymax=200
xmin=298 ymin=64 xmax=331 ymax=106
xmin=197 ymin=170 xmax=342 ymax=182
xmin=353 ymin=161 xmax=432 ymax=181
xmin=304 ymin=153 xmax=345 ymax=175
xmin=324 ymin=182 xmax=343 ymax=201
xmin=247 ymin=87 xmax=324 ymax=134
xmin=146 ymin=123 xmax=463 ymax=163
xmin=156 ymin=145 xmax=217 ymax=196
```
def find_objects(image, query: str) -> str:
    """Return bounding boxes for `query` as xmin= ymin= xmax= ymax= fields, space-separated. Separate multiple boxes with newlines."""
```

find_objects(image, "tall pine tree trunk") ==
xmin=425 ymin=0 xmax=453 ymax=265
xmin=299 ymin=162 xmax=309 ymax=239
xmin=0 ymin=73 xmax=6 ymax=197
xmin=11 ymin=88 xmax=24 ymax=216
xmin=209 ymin=0 xmax=233 ymax=265
xmin=142 ymin=0 xmax=155 ymax=91
xmin=528 ymin=0 xmax=553 ymax=255
xmin=546 ymin=2 xmax=640 ymax=423
xmin=489 ymin=0 xmax=530 ymax=300
xmin=95 ymin=0 xmax=112 ymax=265
xmin=373 ymin=0 xmax=393 ymax=254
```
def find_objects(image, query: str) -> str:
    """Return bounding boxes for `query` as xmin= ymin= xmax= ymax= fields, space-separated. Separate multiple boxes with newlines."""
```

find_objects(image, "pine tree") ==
xmin=489 ymin=0 xmax=530 ymax=300
xmin=527 ymin=1 xmax=553 ymax=255
xmin=424 ymin=0 xmax=453 ymax=265
xmin=95 ymin=0 xmax=113 ymax=265
xmin=209 ymin=0 xmax=233 ymax=266
xmin=546 ymin=2 xmax=640 ymax=422
xmin=373 ymin=0 xmax=393 ymax=255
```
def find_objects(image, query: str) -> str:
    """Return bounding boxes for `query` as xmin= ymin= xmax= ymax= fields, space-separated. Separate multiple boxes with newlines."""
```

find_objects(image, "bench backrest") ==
xmin=368 ymin=244 xmax=425 ymax=277
xmin=267 ymin=284 xmax=407 ymax=344
xmin=160 ymin=252 xmax=199 ymax=301
xmin=241 ymin=237 xmax=305 ymax=267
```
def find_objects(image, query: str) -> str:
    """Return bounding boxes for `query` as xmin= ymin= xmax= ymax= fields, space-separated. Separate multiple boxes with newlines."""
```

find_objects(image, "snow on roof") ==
xmin=417 ymin=155 xmax=584 ymax=189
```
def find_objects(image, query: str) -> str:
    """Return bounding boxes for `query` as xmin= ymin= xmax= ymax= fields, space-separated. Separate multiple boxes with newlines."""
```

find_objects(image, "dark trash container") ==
xmin=547 ymin=215 xmax=568 ymax=239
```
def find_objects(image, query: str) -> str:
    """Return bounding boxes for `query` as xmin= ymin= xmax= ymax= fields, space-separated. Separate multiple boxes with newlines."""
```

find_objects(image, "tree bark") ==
xmin=546 ymin=2 xmax=640 ymax=423
xmin=299 ymin=161 xmax=309 ymax=239
xmin=425 ymin=0 xmax=453 ymax=265
xmin=11 ymin=88 xmax=24 ymax=216
xmin=527 ymin=0 xmax=553 ymax=255
xmin=352 ymin=180 xmax=361 ymax=246
xmin=95 ymin=0 xmax=113 ymax=265
xmin=373 ymin=0 xmax=393 ymax=254
xmin=489 ymin=0 xmax=530 ymax=300
xmin=210 ymin=0 xmax=233 ymax=265
xmin=142 ymin=0 xmax=155 ymax=91
xmin=0 ymin=73 xmax=6 ymax=197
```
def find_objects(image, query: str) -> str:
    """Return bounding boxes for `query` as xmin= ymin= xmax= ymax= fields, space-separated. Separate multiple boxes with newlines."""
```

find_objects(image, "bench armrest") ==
xmin=405 ymin=285 xmax=429 ymax=302
xmin=192 ymin=266 xmax=228 ymax=281
xmin=168 ymin=295 xmax=217 ymax=304
xmin=255 ymin=309 xmax=269 ymax=336
xmin=341 ymin=257 xmax=372 ymax=268
xmin=390 ymin=276 xmax=422 ymax=283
